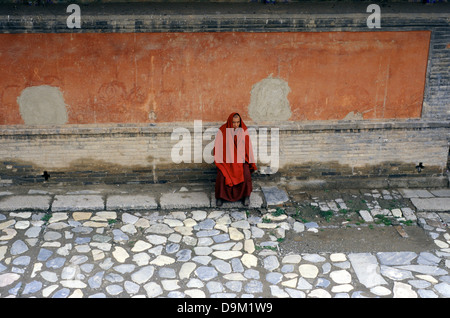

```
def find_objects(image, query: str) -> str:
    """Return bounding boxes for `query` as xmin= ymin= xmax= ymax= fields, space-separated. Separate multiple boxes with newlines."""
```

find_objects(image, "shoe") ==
xmin=243 ymin=196 xmax=250 ymax=206
xmin=216 ymin=198 xmax=223 ymax=207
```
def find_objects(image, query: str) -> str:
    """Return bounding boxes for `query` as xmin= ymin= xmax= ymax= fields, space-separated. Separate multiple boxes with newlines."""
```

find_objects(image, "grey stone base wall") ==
xmin=1 ymin=120 xmax=448 ymax=189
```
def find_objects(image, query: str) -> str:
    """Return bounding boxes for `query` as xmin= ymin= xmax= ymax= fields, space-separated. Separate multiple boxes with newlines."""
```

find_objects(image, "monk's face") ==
xmin=232 ymin=116 xmax=241 ymax=130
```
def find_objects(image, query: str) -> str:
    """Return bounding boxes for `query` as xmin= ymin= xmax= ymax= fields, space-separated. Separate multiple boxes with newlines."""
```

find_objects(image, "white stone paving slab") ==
xmin=376 ymin=252 xmax=417 ymax=266
xmin=394 ymin=265 xmax=448 ymax=276
xmin=52 ymin=195 xmax=104 ymax=212
xmin=429 ymin=189 xmax=450 ymax=197
xmin=358 ymin=210 xmax=373 ymax=222
xmin=410 ymin=198 xmax=450 ymax=212
xmin=348 ymin=253 xmax=388 ymax=289
xmin=0 ymin=195 xmax=51 ymax=212
xmin=261 ymin=186 xmax=289 ymax=206
xmin=160 ymin=192 xmax=210 ymax=209
xmin=398 ymin=189 xmax=435 ymax=198
xmin=400 ymin=207 xmax=417 ymax=221
xmin=106 ymin=195 xmax=158 ymax=210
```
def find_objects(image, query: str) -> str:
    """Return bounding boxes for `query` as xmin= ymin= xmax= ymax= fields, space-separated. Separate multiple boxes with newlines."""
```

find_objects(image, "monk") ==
xmin=214 ymin=112 xmax=257 ymax=207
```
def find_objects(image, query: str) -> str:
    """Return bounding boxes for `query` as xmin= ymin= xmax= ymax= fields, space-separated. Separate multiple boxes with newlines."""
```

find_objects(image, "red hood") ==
xmin=213 ymin=113 xmax=257 ymax=186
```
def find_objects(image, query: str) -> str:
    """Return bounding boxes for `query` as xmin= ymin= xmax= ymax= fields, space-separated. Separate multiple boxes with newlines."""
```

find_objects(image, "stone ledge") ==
xmin=284 ymin=175 xmax=449 ymax=191
xmin=410 ymin=197 xmax=450 ymax=212
xmin=0 ymin=195 xmax=51 ymax=212
xmin=52 ymin=194 xmax=105 ymax=212
xmin=1 ymin=119 xmax=448 ymax=137
xmin=160 ymin=192 xmax=210 ymax=209
xmin=106 ymin=194 xmax=158 ymax=211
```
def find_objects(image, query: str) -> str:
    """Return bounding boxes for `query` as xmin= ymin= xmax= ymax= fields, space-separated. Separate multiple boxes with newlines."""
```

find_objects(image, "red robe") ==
xmin=214 ymin=113 xmax=257 ymax=202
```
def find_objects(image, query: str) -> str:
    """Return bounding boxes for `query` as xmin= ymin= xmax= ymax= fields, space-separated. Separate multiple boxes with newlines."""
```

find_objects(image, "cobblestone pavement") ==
xmin=0 ymin=184 xmax=449 ymax=299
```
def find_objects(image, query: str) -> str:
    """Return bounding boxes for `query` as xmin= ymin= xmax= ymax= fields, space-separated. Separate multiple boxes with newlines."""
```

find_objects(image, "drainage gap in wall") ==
xmin=42 ymin=171 xmax=50 ymax=181
xmin=415 ymin=162 xmax=424 ymax=173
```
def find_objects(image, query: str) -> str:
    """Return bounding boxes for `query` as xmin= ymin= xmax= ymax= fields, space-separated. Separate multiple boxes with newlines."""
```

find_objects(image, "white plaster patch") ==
xmin=248 ymin=76 xmax=292 ymax=121
xmin=17 ymin=85 xmax=68 ymax=125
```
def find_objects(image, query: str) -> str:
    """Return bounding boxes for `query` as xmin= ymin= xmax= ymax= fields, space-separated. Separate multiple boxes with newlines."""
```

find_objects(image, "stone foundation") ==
xmin=1 ymin=120 xmax=448 ymax=188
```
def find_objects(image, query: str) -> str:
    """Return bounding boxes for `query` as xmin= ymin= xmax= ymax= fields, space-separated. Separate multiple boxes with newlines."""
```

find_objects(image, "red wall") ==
xmin=0 ymin=31 xmax=430 ymax=125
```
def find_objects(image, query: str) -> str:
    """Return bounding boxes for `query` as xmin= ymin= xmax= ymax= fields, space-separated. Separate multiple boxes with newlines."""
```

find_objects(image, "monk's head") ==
xmin=232 ymin=114 xmax=241 ymax=130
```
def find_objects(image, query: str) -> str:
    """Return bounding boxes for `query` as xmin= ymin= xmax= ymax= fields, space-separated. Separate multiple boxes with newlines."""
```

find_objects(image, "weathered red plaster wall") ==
xmin=0 ymin=31 xmax=430 ymax=125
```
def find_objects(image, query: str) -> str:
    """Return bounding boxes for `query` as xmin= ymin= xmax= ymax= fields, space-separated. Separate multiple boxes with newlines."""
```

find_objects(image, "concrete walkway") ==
xmin=0 ymin=183 xmax=449 ymax=299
